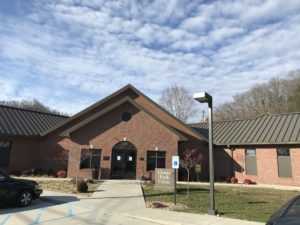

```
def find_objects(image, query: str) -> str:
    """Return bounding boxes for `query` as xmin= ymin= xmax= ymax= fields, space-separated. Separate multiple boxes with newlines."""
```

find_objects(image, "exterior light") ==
xmin=193 ymin=91 xmax=216 ymax=216
xmin=193 ymin=92 xmax=212 ymax=107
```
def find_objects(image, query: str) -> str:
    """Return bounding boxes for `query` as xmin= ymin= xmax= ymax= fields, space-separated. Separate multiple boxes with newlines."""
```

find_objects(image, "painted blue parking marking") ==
xmin=29 ymin=208 xmax=45 ymax=225
xmin=0 ymin=215 xmax=11 ymax=225
xmin=67 ymin=204 xmax=75 ymax=218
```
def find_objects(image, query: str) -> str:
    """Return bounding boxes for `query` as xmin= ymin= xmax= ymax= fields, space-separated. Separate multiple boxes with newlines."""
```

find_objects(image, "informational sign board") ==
xmin=155 ymin=169 xmax=174 ymax=190
xmin=172 ymin=155 xmax=180 ymax=169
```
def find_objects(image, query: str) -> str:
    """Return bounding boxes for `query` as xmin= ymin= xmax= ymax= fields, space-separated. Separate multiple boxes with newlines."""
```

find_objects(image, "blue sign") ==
xmin=172 ymin=156 xmax=179 ymax=169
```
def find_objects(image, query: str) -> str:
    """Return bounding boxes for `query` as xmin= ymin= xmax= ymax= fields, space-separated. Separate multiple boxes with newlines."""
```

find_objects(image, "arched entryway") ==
xmin=111 ymin=141 xmax=137 ymax=179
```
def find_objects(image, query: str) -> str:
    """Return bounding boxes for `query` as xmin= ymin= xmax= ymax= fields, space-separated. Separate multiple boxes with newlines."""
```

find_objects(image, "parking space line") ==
xmin=67 ymin=204 xmax=74 ymax=218
xmin=29 ymin=208 xmax=45 ymax=225
xmin=0 ymin=215 xmax=10 ymax=225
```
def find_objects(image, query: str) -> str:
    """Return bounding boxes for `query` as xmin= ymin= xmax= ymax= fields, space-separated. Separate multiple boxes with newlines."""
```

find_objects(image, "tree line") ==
xmin=0 ymin=99 xmax=67 ymax=116
xmin=159 ymin=70 xmax=300 ymax=123
xmin=214 ymin=70 xmax=300 ymax=121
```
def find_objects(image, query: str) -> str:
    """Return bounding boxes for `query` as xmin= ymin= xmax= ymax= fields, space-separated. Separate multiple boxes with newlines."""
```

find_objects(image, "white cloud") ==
xmin=0 ymin=0 xmax=300 ymax=121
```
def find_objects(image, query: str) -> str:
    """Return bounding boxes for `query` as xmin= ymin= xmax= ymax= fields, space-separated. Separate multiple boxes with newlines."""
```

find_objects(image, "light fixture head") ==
xmin=193 ymin=92 xmax=212 ymax=104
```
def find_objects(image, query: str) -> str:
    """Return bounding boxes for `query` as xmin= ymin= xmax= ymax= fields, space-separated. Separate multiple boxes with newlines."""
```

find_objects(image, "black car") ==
xmin=266 ymin=195 xmax=300 ymax=225
xmin=0 ymin=170 xmax=43 ymax=207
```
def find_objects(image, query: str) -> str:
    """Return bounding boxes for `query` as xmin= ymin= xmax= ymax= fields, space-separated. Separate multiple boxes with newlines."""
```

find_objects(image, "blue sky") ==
xmin=0 ymin=0 xmax=300 ymax=121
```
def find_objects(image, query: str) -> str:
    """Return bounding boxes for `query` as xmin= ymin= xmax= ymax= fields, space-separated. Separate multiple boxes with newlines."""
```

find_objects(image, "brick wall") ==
xmin=63 ymin=102 xmax=181 ymax=179
xmin=218 ymin=147 xmax=300 ymax=186
xmin=8 ymin=138 xmax=40 ymax=173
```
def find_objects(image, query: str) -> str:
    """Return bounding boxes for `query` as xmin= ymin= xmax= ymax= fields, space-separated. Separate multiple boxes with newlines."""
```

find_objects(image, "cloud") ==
xmin=0 ymin=0 xmax=300 ymax=121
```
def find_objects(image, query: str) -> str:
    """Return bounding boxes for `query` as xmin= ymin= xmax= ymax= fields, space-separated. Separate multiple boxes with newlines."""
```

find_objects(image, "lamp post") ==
xmin=193 ymin=92 xmax=216 ymax=215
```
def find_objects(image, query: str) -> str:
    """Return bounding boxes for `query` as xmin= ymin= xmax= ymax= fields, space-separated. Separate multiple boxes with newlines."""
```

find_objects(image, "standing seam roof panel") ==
xmin=221 ymin=120 xmax=244 ymax=144
xmin=217 ymin=121 xmax=238 ymax=144
xmin=12 ymin=110 xmax=31 ymax=136
xmin=283 ymin=115 xmax=298 ymax=142
xmin=17 ymin=110 xmax=38 ymax=135
xmin=26 ymin=113 xmax=45 ymax=134
xmin=253 ymin=116 xmax=272 ymax=143
xmin=227 ymin=120 xmax=245 ymax=142
xmin=270 ymin=116 xmax=287 ymax=143
xmin=278 ymin=115 xmax=294 ymax=143
xmin=257 ymin=116 xmax=276 ymax=143
xmin=213 ymin=122 xmax=227 ymax=137
xmin=0 ymin=110 xmax=11 ymax=135
xmin=2 ymin=108 xmax=21 ymax=135
xmin=230 ymin=119 xmax=252 ymax=144
xmin=241 ymin=117 xmax=263 ymax=144
xmin=290 ymin=116 xmax=300 ymax=141
xmin=0 ymin=105 xmax=69 ymax=137
xmin=264 ymin=115 xmax=281 ymax=143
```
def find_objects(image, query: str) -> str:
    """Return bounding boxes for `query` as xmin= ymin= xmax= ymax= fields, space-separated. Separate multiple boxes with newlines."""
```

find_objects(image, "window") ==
xmin=121 ymin=112 xmax=132 ymax=122
xmin=80 ymin=149 xmax=101 ymax=169
xmin=277 ymin=148 xmax=292 ymax=178
xmin=147 ymin=151 xmax=166 ymax=171
xmin=245 ymin=148 xmax=257 ymax=175
xmin=0 ymin=142 xmax=11 ymax=168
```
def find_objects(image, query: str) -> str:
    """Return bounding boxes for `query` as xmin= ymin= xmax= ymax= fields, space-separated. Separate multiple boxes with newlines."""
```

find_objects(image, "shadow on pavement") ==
xmin=0 ymin=195 xmax=79 ymax=215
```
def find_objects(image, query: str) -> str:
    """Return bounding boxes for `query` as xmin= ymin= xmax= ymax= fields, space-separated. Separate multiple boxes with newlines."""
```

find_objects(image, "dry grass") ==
xmin=143 ymin=184 xmax=300 ymax=222
xmin=37 ymin=180 xmax=102 ymax=195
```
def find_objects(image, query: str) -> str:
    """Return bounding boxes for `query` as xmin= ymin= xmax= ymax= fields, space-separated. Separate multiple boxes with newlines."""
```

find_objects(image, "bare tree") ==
xmin=0 ymin=99 xmax=68 ymax=116
xmin=215 ymin=70 xmax=300 ymax=121
xmin=159 ymin=85 xmax=197 ymax=122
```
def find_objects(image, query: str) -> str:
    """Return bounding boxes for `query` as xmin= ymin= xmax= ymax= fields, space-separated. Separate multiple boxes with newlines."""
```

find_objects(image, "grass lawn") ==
xmin=142 ymin=184 xmax=299 ymax=222
xmin=38 ymin=180 xmax=102 ymax=195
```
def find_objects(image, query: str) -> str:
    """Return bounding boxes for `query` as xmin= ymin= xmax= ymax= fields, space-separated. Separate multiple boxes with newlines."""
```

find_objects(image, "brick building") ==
xmin=191 ymin=113 xmax=300 ymax=186
xmin=1 ymin=84 xmax=300 ymax=186
xmin=0 ymin=85 xmax=207 ymax=180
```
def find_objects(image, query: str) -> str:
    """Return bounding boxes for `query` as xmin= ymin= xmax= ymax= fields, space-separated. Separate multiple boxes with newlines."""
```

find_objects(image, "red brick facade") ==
xmin=65 ymin=102 xmax=181 ymax=179
xmin=4 ymin=85 xmax=300 ymax=187
xmin=215 ymin=146 xmax=300 ymax=186
xmin=6 ymin=87 xmax=206 ymax=180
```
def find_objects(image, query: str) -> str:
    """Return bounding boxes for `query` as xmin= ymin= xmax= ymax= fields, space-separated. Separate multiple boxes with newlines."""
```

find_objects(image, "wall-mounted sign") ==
xmin=117 ymin=155 xmax=122 ymax=161
xmin=128 ymin=156 xmax=133 ymax=161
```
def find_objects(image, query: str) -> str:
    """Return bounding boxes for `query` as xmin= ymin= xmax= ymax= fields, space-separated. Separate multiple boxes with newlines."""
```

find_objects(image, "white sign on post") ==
xmin=172 ymin=155 xmax=180 ymax=169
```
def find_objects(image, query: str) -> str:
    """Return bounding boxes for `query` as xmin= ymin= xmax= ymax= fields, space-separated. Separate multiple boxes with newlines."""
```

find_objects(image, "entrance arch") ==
xmin=111 ymin=141 xmax=137 ymax=179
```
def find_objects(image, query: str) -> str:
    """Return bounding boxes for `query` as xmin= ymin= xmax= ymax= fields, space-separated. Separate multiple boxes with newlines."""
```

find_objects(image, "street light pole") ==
xmin=207 ymin=99 xmax=215 ymax=215
xmin=193 ymin=92 xmax=216 ymax=215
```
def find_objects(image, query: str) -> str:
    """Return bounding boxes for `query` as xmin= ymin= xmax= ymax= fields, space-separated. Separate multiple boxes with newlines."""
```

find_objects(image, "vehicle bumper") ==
xmin=33 ymin=189 xmax=43 ymax=199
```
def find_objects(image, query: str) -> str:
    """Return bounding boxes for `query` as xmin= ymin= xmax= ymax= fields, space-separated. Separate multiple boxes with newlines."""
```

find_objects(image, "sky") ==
xmin=0 ymin=0 xmax=300 ymax=121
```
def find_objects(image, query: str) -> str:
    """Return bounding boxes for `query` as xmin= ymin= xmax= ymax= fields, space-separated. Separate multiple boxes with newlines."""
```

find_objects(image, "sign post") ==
xmin=172 ymin=155 xmax=179 ymax=205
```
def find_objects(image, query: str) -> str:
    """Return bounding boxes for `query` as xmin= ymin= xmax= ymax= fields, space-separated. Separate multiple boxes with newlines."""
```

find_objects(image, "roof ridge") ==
xmin=0 ymin=104 xmax=69 ymax=118
xmin=261 ymin=111 xmax=300 ymax=116
xmin=191 ymin=112 xmax=300 ymax=125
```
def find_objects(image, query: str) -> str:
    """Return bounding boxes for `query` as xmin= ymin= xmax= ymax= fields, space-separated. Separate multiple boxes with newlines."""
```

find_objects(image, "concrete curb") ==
xmin=124 ymin=214 xmax=186 ymax=225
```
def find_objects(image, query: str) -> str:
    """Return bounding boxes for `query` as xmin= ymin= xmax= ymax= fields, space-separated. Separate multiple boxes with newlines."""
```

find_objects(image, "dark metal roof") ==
xmin=0 ymin=105 xmax=68 ymax=137
xmin=189 ymin=113 xmax=300 ymax=145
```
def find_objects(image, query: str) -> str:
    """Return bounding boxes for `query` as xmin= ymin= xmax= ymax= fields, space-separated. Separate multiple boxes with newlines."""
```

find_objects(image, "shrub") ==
xmin=244 ymin=179 xmax=256 ymax=185
xmin=21 ymin=169 xmax=35 ymax=176
xmin=56 ymin=170 xmax=67 ymax=178
xmin=77 ymin=180 xmax=88 ymax=193
xmin=230 ymin=177 xmax=238 ymax=184
xmin=10 ymin=170 xmax=21 ymax=176
xmin=47 ymin=169 xmax=56 ymax=177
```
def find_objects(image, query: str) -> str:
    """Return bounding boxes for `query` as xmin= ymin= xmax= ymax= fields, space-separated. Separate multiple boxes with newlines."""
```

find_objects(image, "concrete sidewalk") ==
xmin=94 ymin=180 xmax=263 ymax=225
xmin=126 ymin=208 xmax=263 ymax=225
xmin=0 ymin=180 xmax=264 ymax=225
